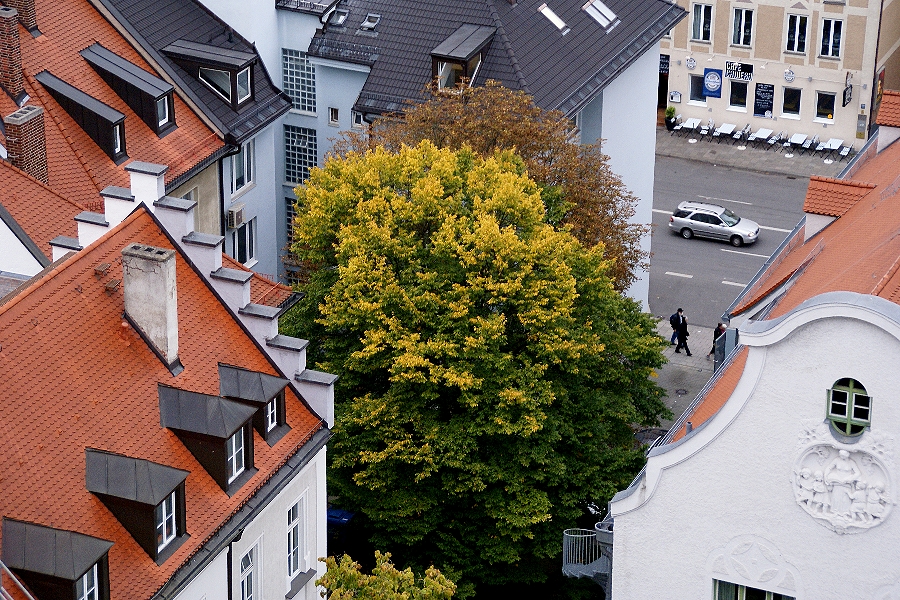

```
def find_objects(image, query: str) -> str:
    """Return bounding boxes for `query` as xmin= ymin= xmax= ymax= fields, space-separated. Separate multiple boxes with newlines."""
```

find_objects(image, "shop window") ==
xmin=786 ymin=15 xmax=807 ymax=53
xmin=820 ymin=19 xmax=842 ymax=57
xmin=782 ymin=87 xmax=801 ymax=116
xmin=828 ymin=378 xmax=870 ymax=436
xmin=714 ymin=580 xmax=795 ymax=600
xmin=732 ymin=9 xmax=752 ymax=46
xmin=691 ymin=4 xmax=712 ymax=41
xmin=690 ymin=74 xmax=706 ymax=102
xmin=816 ymin=92 xmax=836 ymax=120
xmin=729 ymin=80 xmax=747 ymax=108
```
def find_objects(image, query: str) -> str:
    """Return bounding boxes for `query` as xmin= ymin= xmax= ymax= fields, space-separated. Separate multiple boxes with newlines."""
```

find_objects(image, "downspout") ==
xmin=220 ymin=144 xmax=241 ymax=238
xmin=227 ymin=529 xmax=244 ymax=600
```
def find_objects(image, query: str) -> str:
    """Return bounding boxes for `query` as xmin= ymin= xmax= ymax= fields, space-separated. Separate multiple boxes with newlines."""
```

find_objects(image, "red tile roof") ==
xmin=670 ymin=347 xmax=748 ymax=442
xmin=0 ymin=160 xmax=84 ymax=258
xmin=0 ymin=0 xmax=223 ymax=208
xmin=222 ymin=254 xmax=295 ymax=308
xmin=802 ymin=175 xmax=876 ymax=218
xmin=0 ymin=207 xmax=322 ymax=599
xmin=876 ymin=90 xmax=900 ymax=128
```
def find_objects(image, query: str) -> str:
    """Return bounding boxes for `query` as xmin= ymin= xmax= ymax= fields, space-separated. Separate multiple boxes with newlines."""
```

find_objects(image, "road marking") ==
xmin=721 ymin=248 xmax=770 ymax=258
xmin=698 ymin=195 xmax=753 ymax=206
xmin=722 ymin=280 xmax=748 ymax=288
xmin=653 ymin=209 xmax=791 ymax=233
xmin=665 ymin=271 xmax=694 ymax=278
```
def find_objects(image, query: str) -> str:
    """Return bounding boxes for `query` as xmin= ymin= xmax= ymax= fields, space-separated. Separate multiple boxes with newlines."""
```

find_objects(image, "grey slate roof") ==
xmin=96 ymin=0 xmax=291 ymax=144
xmin=307 ymin=0 xmax=686 ymax=117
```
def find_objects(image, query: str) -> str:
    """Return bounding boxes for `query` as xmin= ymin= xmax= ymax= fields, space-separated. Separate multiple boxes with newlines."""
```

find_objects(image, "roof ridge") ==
xmin=809 ymin=175 xmax=877 ymax=189
xmin=0 ymin=157 xmax=88 ymax=214
xmin=0 ymin=204 xmax=149 ymax=319
xmin=24 ymin=68 xmax=105 ymax=197
xmin=485 ymin=0 xmax=530 ymax=94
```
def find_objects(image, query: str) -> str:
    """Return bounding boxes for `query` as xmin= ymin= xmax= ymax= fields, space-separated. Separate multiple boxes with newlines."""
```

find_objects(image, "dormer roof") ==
xmin=431 ymin=24 xmax=495 ymax=62
xmin=159 ymin=384 xmax=258 ymax=438
xmin=219 ymin=363 xmax=290 ymax=404
xmin=1 ymin=518 xmax=113 ymax=581
xmin=85 ymin=448 xmax=189 ymax=507
xmin=163 ymin=39 xmax=257 ymax=71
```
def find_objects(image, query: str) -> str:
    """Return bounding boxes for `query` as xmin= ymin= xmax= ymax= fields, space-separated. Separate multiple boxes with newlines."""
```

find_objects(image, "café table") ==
xmin=682 ymin=118 xmax=702 ymax=135
xmin=823 ymin=138 xmax=844 ymax=160
xmin=748 ymin=128 xmax=773 ymax=146
xmin=714 ymin=123 xmax=736 ymax=142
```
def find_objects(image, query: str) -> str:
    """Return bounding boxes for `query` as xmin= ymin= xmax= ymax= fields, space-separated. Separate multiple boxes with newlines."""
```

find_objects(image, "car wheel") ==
xmin=730 ymin=235 xmax=743 ymax=247
xmin=681 ymin=228 xmax=693 ymax=240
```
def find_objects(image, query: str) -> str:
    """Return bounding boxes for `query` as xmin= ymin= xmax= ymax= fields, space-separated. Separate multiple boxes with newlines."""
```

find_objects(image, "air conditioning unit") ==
xmin=227 ymin=203 xmax=245 ymax=229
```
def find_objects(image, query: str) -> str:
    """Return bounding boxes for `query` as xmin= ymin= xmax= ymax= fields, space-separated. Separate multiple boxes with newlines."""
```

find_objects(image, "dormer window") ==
xmin=163 ymin=39 xmax=257 ymax=110
xmin=76 ymin=564 xmax=99 ymax=600
xmin=81 ymin=43 xmax=176 ymax=136
xmin=85 ymin=449 xmax=189 ymax=562
xmin=430 ymin=24 xmax=495 ymax=90
xmin=158 ymin=384 xmax=258 ymax=494
xmin=218 ymin=364 xmax=290 ymax=445
xmin=35 ymin=70 xmax=127 ymax=163
xmin=360 ymin=13 xmax=380 ymax=30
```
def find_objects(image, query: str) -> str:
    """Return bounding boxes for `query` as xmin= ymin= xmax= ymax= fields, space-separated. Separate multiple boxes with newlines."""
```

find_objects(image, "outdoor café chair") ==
xmin=699 ymin=119 xmax=714 ymax=140
xmin=732 ymin=124 xmax=750 ymax=145
xmin=766 ymin=131 xmax=784 ymax=151
xmin=800 ymin=134 xmax=819 ymax=155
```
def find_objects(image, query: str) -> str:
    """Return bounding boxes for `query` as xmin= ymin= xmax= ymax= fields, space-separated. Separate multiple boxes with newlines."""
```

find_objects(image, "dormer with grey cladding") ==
xmin=122 ymin=243 xmax=179 ymax=371
xmin=218 ymin=363 xmax=290 ymax=444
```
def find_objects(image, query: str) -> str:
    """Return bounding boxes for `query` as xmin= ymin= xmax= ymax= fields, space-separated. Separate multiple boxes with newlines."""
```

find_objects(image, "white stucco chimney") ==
xmin=121 ymin=243 xmax=179 ymax=367
xmin=125 ymin=161 xmax=167 ymax=208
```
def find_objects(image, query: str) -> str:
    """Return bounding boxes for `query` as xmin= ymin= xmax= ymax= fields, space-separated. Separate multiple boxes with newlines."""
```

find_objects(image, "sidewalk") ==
xmin=652 ymin=319 xmax=716 ymax=430
xmin=656 ymin=126 xmax=846 ymax=178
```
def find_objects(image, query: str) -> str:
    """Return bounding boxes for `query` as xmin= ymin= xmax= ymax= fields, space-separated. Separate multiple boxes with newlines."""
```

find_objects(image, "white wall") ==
xmin=0 ymin=219 xmax=44 ymax=277
xmin=173 ymin=544 xmax=229 ymax=600
xmin=599 ymin=45 xmax=660 ymax=311
xmin=611 ymin=308 xmax=900 ymax=598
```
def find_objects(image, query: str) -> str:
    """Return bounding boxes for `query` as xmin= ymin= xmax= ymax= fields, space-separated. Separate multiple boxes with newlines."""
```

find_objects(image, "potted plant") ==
xmin=664 ymin=105 xmax=677 ymax=131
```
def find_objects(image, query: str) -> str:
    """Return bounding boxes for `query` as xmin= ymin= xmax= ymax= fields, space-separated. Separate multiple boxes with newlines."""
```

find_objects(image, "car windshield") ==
xmin=721 ymin=209 xmax=740 ymax=226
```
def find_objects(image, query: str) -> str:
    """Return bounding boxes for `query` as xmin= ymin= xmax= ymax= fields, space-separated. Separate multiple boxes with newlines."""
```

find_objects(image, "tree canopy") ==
xmin=286 ymin=141 xmax=667 ymax=594
xmin=331 ymin=81 xmax=647 ymax=290
xmin=316 ymin=552 xmax=456 ymax=600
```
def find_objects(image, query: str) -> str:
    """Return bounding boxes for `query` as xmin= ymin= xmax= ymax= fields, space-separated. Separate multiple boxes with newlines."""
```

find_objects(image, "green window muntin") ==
xmin=827 ymin=378 xmax=870 ymax=436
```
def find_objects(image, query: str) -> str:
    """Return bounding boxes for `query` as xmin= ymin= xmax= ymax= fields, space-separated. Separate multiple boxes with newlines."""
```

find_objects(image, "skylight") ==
xmin=538 ymin=4 xmax=570 ymax=35
xmin=329 ymin=9 xmax=348 ymax=25
xmin=583 ymin=0 xmax=620 ymax=31
xmin=359 ymin=13 xmax=380 ymax=30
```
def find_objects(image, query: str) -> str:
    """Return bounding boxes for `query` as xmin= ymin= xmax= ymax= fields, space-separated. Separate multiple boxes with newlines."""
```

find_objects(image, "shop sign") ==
xmin=725 ymin=61 xmax=753 ymax=81
xmin=842 ymin=85 xmax=852 ymax=107
xmin=703 ymin=68 xmax=722 ymax=98
xmin=659 ymin=54 xmax=670 ymax=75
xmin=784 ymin=69 xmax=795 ymax=83
xmin=753 ymin=83 xmax=774 ymax=118
xmin=686 ymin=57 xmax=696 ymax=70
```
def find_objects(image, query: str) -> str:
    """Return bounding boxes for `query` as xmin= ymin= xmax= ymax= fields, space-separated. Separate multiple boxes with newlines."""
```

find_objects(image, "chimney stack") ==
xmin=0 ymin=7 xmax=27 ymax=106
xmin=4 ymin=105 xmax=48 ymax=183
xmin=126 ymin=162 xmax=168 ymax=208
xmin=122 ymin=243 xmax=179 ymax=369
xmin=3 ymin=0 xmax=37 ymax=34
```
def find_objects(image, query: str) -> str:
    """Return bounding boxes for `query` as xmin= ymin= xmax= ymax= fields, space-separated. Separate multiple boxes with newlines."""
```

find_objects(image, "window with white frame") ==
xmin=690 ymin=74 xmax=706 ymax=103
xmin=199 ymin=67 xmax=232 ymax=102
xmin=714 ymin=580 xmax=795 ymax=599
xmin=282 ymin=49 xmax=316 ymax=113
xmin=240 ymin=547 xmax=256 ymax=600
xmin=828 ymin=378 xmax=870 ymax=435
xmin=231 ymin=140 xmax=254 ymax=195
xmin=226 ymin=427 xmax=245 ymax=483
xmin=820 ymin=19 xmax=842 ymax=57
xmin=76 ymin=564 xmax=99 ymax=600
xmin=692 ymin=4 xmax=712 ymax=41
xmin=352 ymin=110 xmax=365 ymax=129
xmin=157 ymin=96 xmax=170 ymax=128
xmin=266 ymin=397 xmax=279 ymax=431
xmin=786 ymin=14 xmax=807 ymax=53
xmin=231 ymin=218 xmax=256 ymax=265
xmin=287 ymin=496 xmax=307 ymax=577
xmin=732 ymin=8 xmax=752 ymax=46
xmin=113 ymin=124 xmax=123 ymax=156
xmin=155 ymin=491 xmax=177 ymax=552
xmin=284 ymin=125 xmax=318 ymax=184
xmin=237 ymin=67 xmax=251 ymax=104
xmin=782 ymin=87 xmax=801 ymax=116
xmin=329 ymin=107 xmax=339 ymax=125
xmin=729 ymin=80 xmax=748 ymax=108
xmin=816 ymin=91 xmax=836 ymax=120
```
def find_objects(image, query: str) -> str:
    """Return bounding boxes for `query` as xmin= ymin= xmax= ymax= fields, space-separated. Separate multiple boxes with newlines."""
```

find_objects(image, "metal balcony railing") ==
xmin=274 ymin=0 xmax=330 ymax=14
xmin=307 ymin=38 xmax=378 ymax=65
xmin=0 ymin=561 xmax=36 ymax=600
xmin=562 ymin=528 xmax=610 ymax=579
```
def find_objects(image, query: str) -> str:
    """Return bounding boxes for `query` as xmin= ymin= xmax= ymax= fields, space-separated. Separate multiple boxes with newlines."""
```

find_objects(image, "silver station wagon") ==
xmin=668 ymin=201 xmax=760 ymax=247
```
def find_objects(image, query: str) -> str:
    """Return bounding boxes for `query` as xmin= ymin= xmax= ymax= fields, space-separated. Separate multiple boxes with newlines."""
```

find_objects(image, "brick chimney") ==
xmin=4 ymin=105 xmax=47 ymax=183
xmin=3 ymin=0 xmax=37 ymax=34
xmin=122 ymin=243 xmax=179 ymax=369
xmin=0 ymin=6 xmax=27 ymax=106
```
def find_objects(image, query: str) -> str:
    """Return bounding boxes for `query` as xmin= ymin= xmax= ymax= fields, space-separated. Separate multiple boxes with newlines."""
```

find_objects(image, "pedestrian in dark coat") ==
xmin=669 ymin=308 xmax=683 ymax=345
xmin=675 ymin=315 xmax=692 ymax=356
xmin=708 ymin=323 xmax=726 ymax=359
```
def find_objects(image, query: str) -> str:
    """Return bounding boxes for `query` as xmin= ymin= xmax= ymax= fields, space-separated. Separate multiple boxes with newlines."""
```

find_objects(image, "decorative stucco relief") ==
xmin=706 ymin=534 xmax=802 ymax=597
xmin=793 ymin=420 xmax=894 ymax=534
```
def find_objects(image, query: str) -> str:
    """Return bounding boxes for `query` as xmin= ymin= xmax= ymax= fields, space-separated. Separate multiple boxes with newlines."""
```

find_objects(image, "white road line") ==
xmin=722 ymin=281 xmax=748 ymax=287
xmin=721 ymin=248 xmax=770 ymax=258
xmin=652 ymin=209 xmax=672 ymax=214
xmin=758 ymin=225 xmax=791 ymax=233
xmin=698 ymin=195 xmax=753 ymax=206
xmin=665 ymin=271 xmax=694 ymax=278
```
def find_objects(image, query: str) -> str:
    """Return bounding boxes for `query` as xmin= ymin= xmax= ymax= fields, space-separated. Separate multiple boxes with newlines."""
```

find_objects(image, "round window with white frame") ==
xmin=827 ymin=378 xmax=870 ymax=437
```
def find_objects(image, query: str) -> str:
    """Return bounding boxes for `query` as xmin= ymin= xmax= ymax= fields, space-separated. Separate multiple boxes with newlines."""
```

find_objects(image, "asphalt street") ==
xmin=649 ymin=155 xmax=811 ymax=329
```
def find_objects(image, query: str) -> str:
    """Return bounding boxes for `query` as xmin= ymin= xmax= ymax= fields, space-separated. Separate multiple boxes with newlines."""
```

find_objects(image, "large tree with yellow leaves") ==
xmin=285 ymin=141 xmax=666 ymax=594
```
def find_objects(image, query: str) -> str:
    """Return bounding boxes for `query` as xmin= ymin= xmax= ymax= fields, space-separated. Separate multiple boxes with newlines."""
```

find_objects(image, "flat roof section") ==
xmin=81 ymin=43 xmax=173 ymax=99
xmin=34 ymin=70 xmax=125 ymax=124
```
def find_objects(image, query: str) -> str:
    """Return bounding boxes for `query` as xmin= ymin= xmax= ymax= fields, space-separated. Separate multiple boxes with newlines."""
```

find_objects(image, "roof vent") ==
xmin=538 ymin=4 xmax=570 ymax=35
xmin=582 ymin=0 xmax=620 ymax=32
